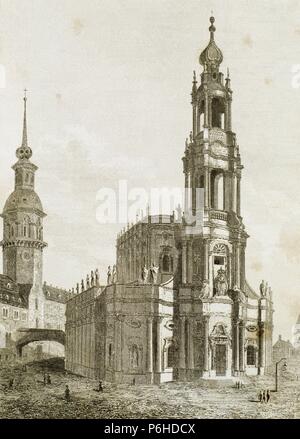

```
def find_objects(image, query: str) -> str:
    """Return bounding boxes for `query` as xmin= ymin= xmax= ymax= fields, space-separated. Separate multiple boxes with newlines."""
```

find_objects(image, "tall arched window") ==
xmin=211 ymin=171 xmax=224 ymax=210
xmin=167 ymin=342 xmax=175 ymax=368
xmin=211 ymin=98 xmax=225 ymax=129
xmin=247 ymin=345 xmax=256 ymax=366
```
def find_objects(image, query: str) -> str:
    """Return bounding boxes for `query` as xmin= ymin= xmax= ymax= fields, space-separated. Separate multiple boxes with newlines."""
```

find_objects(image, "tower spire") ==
xmin=16 ymin=90 xmax=32 ymax=160
xmin=22 ymin=88 xmax=28 ymax=148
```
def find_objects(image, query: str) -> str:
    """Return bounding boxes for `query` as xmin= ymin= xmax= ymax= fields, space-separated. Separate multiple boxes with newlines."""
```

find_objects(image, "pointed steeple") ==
xmin=16 ymin=89 xmax=32 ymax=160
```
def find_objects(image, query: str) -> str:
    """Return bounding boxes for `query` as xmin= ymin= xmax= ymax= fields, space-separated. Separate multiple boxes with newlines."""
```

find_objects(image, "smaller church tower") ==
xmin=0 ymin=92 xmax=47 ymax=328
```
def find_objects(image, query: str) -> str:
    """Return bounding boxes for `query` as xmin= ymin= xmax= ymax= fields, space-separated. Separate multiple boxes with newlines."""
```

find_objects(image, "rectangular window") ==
xmin=2 ymin=308 xmax=8 ymax=318
xmin=13 ymin=310 xmax=19 ymax=320
xmin=21 ymin=312 xmax=27 ymax=321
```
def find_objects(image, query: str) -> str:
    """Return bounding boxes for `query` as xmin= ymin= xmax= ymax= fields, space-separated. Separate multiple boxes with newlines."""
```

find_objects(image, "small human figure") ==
xmin=262 ymin=389 xmax=266 ymax=403
xmin=132 ymin=378 xmax=136 ymax=386
xmin=81 ymin=279 xmax=85 ymax=292
xmin=107 ymin=266 xmax=112 ymax=285
xmin=98 ymin=381 xmax=103 ymax=392
xmin=266 ymin=389 xmax=271 ymax=403
xmin=43 ymin=372 xmax=47 ymax=386
xmin=76 ymin=283 xmax=79 ymax=294
xmin=91 ymin=270 xmax=95 ymax=287
xmin=65 ymin=385 xmax=70 ymax=402
xmin=86 ymin=274 xmax=90 ymax=289
xmin=259 ymin=389 xmax=263 ymax=403
xmin=47 ymin=374 xmax=51 ymax=385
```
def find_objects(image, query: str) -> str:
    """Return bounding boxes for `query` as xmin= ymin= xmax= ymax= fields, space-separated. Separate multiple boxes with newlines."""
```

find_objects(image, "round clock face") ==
xmin=22 ymin=251 xmax=31 ymax=261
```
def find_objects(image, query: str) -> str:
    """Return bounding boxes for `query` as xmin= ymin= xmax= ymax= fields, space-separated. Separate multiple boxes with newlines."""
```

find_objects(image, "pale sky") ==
xmin=0 ymin=0 xmax=300 ymax=340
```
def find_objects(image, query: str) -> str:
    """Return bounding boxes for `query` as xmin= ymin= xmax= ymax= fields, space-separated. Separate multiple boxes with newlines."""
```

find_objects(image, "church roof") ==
xmin=43 ymin=283 xmax=73 ymax=304
xmin=3 ymin=188 xmax=44 ymax=214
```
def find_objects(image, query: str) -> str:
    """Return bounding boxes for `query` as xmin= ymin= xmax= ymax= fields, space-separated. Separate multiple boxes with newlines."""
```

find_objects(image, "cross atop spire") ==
xmin=22 ymin=88 xmax=28 ymax=148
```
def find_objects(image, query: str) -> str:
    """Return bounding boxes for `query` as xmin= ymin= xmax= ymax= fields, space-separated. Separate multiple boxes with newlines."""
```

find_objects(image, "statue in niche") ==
xmin=214 ymin=268 xmax=228 ymax=296
xmin=86 ymin=274 xmax=90 ymax=289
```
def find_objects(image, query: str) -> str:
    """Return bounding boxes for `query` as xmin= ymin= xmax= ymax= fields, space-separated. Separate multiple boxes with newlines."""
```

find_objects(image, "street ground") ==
xmin=0 ymin=357 xmax=300 ymax=419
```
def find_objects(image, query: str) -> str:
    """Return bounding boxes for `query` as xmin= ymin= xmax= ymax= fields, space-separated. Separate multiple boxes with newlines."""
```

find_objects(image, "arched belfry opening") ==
xmin=211 ymin=170 xmax=225 ymax=210
xmin=211 ymin=97 xmax=225 ymax=129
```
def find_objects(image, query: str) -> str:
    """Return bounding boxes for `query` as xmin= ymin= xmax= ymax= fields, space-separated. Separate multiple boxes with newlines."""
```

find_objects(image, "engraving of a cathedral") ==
xmin=0 ymin=2 xmax=299 ymax=421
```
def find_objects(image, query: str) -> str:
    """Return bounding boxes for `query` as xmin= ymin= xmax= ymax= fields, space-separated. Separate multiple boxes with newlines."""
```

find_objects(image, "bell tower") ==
xmin=181 ymin=16 xmax=248 ymax=293
xmin=176 ymin=16 xmax=252 ymax=381
xmin=0 ymin=92 xmax=47 ymax=327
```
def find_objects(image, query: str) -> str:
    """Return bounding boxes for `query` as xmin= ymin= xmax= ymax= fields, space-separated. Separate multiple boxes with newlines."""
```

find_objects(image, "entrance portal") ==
xmin=215 ymin=344 xmax=226 ymax=376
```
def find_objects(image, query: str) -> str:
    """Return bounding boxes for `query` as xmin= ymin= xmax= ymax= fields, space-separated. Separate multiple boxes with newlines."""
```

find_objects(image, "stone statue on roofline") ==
xmin=95 ymin=268 xmax=100 ymax=286
xmin=141 ymin=265 xmax=148 ymax=284
xmin=199 ymin=279 xmax=210 ymax=298
xmin=112 ymin=265 xmax=117 ymax=284
xmin=107 ymin=265 xmax=112 ymax=285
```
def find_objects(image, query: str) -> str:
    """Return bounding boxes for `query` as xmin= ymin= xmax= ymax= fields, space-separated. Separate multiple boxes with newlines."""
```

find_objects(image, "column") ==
xmin=234 ymin=320 xmax=239 ymax=373
xmin=193 ymin=104 xmax=197 ymax=137
xmin=235 ymin=244 xmax=240 ymax=289
xmin=115 ymin=318 xmax=122 ymax=372
xmin=179 ymin=317 xmax=186 ymax=369
xmin=203 ymin=316 xmax=209 ymax=372
xmin=196 ymin=107 xmax=201 ymax=133
xmin=156 ymin=318 xmax=162 ymax=373
xmin=147 ymin=318 xmax=153 ymax=373
xmin=239 ymin=321 xmax=245 ymax=373
xmin=204 ymin=167 xmax=209 ymax=208
xmin=227 ymin=98 xmax=232 ymax=131
xmin=259 ymin=322 xmax=265 ymax=373
xmin=204 ymin=92 xmax=209 ymax=127
xmin=237 ymin=176 xmax=241 ymax=216
xmin=203 ymin=241 xmax=209 ymax=282
xmin=188 ymin=319 xmax=194 ymax=370
xmin=231 ymin=174 xmax=237 ymax=212
xmin=182 ymin=242 xmax=187 ymax=284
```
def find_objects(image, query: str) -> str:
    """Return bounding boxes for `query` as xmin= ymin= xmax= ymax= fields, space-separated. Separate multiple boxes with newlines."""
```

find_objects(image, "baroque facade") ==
xmin=65 ymin=17 xmax=274 ymax=383
xmin=0 ymin=93 xmax=70 ymax=363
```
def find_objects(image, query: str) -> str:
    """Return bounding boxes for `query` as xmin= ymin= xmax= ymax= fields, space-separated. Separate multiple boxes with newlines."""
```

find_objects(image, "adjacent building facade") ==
xmin=65 ymin=16 xmax=274 ymax=383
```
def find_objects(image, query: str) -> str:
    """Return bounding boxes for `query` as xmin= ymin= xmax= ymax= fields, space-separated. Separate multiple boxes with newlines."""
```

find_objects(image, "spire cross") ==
xmin=22 ymin=89 xmax=28 ymax=147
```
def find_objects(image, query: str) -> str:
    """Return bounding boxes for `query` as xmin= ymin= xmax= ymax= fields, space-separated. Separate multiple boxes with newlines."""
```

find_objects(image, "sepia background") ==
xmin=0 ymin=0 xmax=299 ymax=340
